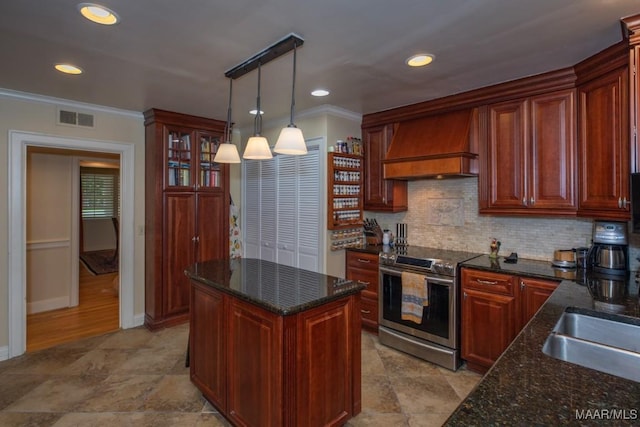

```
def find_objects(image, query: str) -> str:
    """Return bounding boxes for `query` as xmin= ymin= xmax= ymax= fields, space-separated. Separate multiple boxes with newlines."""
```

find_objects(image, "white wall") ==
xmin=0 ymin=90 xmax=145 ymax=351
xmin=26 ymin=152 xmax=73 ymax=313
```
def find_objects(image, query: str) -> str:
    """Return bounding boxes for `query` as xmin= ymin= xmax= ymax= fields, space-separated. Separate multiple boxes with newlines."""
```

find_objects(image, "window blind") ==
xmin=81 ymin=167 xmax=120 ymax=219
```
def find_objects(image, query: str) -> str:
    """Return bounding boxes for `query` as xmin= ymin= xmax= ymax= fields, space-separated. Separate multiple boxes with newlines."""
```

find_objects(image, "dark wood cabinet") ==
xmin=480 ymin=89 xmax=577 ymax=215
xmin=190 ymin=280 xmax=361 ymax=427
xmin=519 ymin=277 xmax=558 ymax=329
xmin=461 ymin=268 xmax=558 ymax=373
xmin=577 ymin=63 xmax=630 ymax=219
xmin=144 ymin=108 xmax=229 ymax=330
xmin=345 ymin=250 xmax=379 ymax=333
xmin=190 ymin=282 xmax=226 ymax=411
xmin=362 ymin=124 xmax=407 ymax=212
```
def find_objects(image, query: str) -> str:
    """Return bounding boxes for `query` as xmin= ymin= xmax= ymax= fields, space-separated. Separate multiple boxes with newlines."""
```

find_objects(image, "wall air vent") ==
xmin=58 ymin=109 xmax=95 ymax=128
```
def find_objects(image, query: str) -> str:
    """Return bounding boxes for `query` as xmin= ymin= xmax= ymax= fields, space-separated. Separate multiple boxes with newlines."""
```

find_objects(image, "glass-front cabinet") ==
xmin=164 ymin=127 xmax=223 ymax=190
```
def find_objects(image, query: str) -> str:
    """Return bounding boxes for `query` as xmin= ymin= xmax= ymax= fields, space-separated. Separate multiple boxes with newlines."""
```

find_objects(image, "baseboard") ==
xmin=132 ymin=313 xmax=145 ymax=327
xmin=27 ymin=296 xmax=70 ymax=314
xmin=0 ymin=345 xmax=8 ymax=361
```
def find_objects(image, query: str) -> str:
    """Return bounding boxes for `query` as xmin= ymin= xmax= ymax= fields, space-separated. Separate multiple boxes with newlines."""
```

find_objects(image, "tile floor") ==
xmin=0 ymin=324 xmax=481 ymax=426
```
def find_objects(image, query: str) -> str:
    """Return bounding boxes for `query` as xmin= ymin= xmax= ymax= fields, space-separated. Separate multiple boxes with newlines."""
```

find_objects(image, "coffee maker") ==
xmin=587 ymin=220 xmax=629 ymax=275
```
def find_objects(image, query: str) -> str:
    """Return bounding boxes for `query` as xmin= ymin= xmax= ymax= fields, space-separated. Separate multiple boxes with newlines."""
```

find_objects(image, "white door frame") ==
xmin=8 ymin=130 xmax=136 ymax=358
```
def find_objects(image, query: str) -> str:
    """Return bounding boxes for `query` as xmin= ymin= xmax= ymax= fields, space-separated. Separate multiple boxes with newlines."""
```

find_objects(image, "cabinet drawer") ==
xmin=346 ymin=251 xmax=379 ymax=269
xmin=461 ymin=268 xmax=515 ymax=296
xmin=346 ymin=267 xmax=378 ymax=298
xmin=360 ymin=297 xmax=378 ymax=330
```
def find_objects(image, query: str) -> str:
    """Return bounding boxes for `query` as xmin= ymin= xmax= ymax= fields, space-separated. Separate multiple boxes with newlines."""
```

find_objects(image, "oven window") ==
xmin=381 ymin=273 xmax=449 ymax=339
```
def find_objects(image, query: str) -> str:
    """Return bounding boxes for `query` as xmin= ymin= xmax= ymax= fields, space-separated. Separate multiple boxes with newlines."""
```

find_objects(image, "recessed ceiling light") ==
xmin=55 ymin=63 xmax=83 ymax=75
xmin=249 ymin=109 xmax=264 ymax=115
xmin=406 ymin=53 xmax=435 ymax=67
xmin=77 ymin=3 xmax=120 ymax=25
xmin=311 ymin=89 xmax=330 ymax=97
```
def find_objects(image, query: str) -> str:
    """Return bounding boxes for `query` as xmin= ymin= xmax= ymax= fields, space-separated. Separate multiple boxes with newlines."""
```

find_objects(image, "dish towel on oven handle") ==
xmin=401 ymin=271 xmax=429 ymax=324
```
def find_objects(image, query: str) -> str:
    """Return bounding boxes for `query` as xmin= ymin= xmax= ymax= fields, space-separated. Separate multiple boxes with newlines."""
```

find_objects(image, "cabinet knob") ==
xmin=463 ymin=292 xmax=467 ymax=300
xmin=522 ymin=198 xmax=527 ymax=206
xmin=530 ymin=197 xmax=535 ymax=206
xmin=520 ymin=281 xmax=525 ymax=290
xmin=622 ymin=197 xmax=629 ymax=209
xmin=192 ymin=236 xmax=197 ymax=242
xmin=618 ymin=197 xmax=622 ymax=208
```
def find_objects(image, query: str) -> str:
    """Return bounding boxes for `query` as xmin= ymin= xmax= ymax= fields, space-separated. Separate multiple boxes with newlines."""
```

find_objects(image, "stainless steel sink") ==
xmin=542 ymin=308 xmax=640 ymax=383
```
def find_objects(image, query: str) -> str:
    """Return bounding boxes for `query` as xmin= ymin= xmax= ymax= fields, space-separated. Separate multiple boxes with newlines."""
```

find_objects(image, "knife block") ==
xmin=365 ymin=230 xmax=383 ymax=245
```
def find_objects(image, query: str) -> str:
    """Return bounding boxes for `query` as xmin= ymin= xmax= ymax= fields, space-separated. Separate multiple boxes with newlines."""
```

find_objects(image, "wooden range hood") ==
xmin=383 ymin=109 xmax=479 ymax=179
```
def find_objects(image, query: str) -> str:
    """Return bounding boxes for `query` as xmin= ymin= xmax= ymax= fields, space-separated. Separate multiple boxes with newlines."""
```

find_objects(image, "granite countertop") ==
xmin=446 ymin=255 xmax=640 ymax=426
xmin=184 ymin=258 xmax=365 ymax=316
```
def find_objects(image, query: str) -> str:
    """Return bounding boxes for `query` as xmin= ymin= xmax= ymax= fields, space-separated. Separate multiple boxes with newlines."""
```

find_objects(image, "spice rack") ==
xmin=328 ymin=152 xmax=363 ymax=230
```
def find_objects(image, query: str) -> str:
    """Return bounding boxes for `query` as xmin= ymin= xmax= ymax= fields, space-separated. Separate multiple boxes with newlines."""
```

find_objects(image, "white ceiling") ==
xmin=1 ymin=0 xmax=639 ymax=130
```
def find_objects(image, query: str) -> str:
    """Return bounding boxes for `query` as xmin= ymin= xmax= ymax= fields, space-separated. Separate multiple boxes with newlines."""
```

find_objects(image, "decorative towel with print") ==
xmin=229 ymin=196 xmax=242 ymax=259
xmin=401 ymin=271 xmax=429 ymax=324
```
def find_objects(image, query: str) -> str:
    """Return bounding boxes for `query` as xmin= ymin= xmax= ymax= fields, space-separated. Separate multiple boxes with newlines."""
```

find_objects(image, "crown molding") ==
xmin=0 ymin=88 xmax=143 ymax=120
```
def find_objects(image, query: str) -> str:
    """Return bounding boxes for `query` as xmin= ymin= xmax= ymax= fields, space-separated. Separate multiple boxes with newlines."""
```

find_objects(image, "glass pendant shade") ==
xmin=275 ymin=126 xmax=307 ymax=155
xmin=214 ymin=142 xmax=241 ymax=163
xmin=243 ymin=136 xmax=272 ymax=159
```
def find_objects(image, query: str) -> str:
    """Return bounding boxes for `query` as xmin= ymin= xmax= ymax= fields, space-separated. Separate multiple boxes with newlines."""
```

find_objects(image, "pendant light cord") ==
xmin=254 ymin=63 xmax=263 ymax=136
xmin=289 ymin=43 xmax=297 ymax=127
xmin=225 ymin=79 xmax=233 ymax=143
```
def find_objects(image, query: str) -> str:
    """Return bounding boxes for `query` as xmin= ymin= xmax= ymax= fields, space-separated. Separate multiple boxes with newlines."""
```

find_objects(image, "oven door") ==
xmin=379 ymin=266 xmax=456 ymax=348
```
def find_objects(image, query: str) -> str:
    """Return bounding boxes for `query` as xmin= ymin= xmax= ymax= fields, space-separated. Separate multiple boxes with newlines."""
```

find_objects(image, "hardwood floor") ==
xmin=26 ymin=263 xmax=119 ymax=352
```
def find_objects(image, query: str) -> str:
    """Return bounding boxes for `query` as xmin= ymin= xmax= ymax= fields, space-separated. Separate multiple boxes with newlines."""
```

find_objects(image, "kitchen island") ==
xmin=446 ymin=256 xmax=640 ymax=425
xmin=185 ymin=258 xmax=365 ymax=427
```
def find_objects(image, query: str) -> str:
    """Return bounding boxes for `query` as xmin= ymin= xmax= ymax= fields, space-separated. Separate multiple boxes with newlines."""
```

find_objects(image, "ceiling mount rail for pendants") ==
xmin=224 ymin=34 xmax=304 ymax=80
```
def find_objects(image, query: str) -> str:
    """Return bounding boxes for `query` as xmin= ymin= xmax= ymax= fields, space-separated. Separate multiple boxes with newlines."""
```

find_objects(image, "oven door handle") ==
xmin=379 ymin=267 xmax=454 ymax=287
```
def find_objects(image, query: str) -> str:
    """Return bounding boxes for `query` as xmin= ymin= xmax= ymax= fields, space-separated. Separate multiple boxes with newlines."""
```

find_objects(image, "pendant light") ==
xmin=214 ymin=78 xmax=241 ymax=163
xmin=243 ymin=63 xmax=273 ymax=159
xmin=274 ymin=41 xmax=307 ymax=155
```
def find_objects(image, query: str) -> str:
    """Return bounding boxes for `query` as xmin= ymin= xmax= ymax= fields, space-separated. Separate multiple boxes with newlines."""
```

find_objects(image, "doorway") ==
xmin=24 ymin=148 xmax=121 ymax=351
xmin=8 ymin=131 xmax=136 ymax=359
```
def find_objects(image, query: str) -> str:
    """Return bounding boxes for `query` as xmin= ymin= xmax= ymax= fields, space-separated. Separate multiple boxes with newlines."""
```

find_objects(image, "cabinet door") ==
xmin=578 ymin=66 xmax=630 ymax=219
xmin=190 ymin=283 xmax=226 ymax=411
xmin=529 ymin=90 xmax=577 ymax=211
xmin=227 ymin=298 xmax=283 ymax=427
xmin=164 ymin=193 xmax=196 ymax=315
xmin=164 ymin=127 xmax=195 ymax=190
xmin=362 ymin=125 xmax=407 ymax=212
xmin=196 ymin=192 xmax=226 ymax=262
xmin=461 ymin=287 xmax=517 ymax=373
xmin=295 ymin=297 xmax=355 ymax=426
xmin=196 ymin=131 xmax=223 ymax=191
xmin=519 ymin=277 xmax=558 ymax=329
xmin=483 ymin=99 xmax=528 ymax=210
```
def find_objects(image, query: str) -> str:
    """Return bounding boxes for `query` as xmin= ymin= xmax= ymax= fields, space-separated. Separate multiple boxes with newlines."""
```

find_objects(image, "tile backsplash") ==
xmin=365 ymin=177 xmax=640 ymax=272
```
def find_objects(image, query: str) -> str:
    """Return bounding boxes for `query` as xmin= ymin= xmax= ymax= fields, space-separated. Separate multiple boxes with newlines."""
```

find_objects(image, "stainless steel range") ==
xmin=378 ymin=246 xmax=482 ymax=370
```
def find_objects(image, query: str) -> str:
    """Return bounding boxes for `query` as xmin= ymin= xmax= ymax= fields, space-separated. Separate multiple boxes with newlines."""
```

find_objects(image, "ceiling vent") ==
xmin=58 ymin=109 xmax=95 ymax=128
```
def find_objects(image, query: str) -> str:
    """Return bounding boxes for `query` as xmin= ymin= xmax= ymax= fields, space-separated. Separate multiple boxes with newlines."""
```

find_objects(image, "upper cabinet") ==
xmin=361 ymin=124 xmax=408 ymax=212
xmin=479 ymin=89 xmax=577 ymax=215
xmin=575 ymin=43 xmax=630 ymax=220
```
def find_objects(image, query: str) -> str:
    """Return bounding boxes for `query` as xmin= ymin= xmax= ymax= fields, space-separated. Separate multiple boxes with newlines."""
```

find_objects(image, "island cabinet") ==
xmin=361 ymin=124 xmax=408 ymax=212
xmin=575 ymin=43 xmax=630 ymax=220
xmin=345 ymin=250 xmax=379 ymax=333
xmin=144 ymin=108 xmax=229 ymax=330
xmin=479 ymin=89 xmax=577 ymax=215
xmin=187 ymin=259 xmax=364 ymax=427
xmin=460 ymin=268 xmax=559 ymax=373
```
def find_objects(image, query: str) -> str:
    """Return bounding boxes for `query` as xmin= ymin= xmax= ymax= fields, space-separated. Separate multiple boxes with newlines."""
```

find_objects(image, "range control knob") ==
xmin=433 ymin=262 xmax=454 ymax=275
